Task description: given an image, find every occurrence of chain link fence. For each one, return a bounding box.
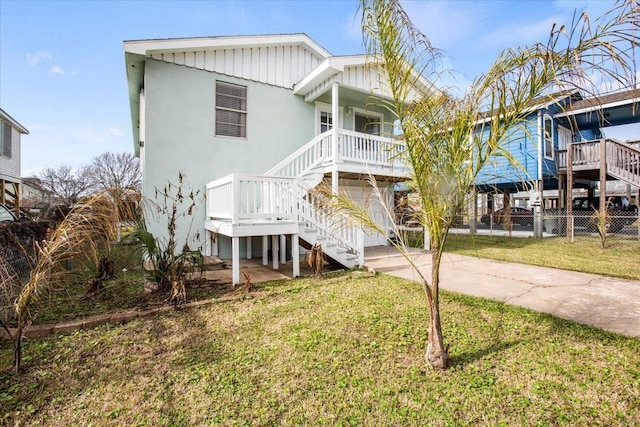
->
[452,209,640,243]
[1,222,50,326]
[541,209,640,241]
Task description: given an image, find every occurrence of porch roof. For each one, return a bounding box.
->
[554,88,640,130]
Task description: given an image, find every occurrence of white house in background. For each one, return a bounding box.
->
[0,108,29,215]
[124,33,433,284]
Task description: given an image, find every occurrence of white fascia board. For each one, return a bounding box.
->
[0,108,29,134]
[554,96,640,118]
[124,33,331,59]
[293,59,344,95]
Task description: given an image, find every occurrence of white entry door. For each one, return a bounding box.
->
[558,126,572,151]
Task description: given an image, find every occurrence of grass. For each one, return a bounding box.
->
[443,234,640,281]
[1,272,639,426]
[26,244,148,325]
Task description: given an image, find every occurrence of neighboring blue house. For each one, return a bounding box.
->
[474,89,639,217]
[124,34,432,283]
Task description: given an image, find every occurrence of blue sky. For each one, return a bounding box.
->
[1,0,636,176]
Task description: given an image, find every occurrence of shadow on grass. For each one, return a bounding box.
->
[448,339,524,368]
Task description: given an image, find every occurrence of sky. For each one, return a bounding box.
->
[1,0,637,177]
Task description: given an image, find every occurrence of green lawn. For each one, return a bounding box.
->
[2,272,639,426]
[443,234,640,281]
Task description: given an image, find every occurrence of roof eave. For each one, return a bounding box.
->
[0,108,29,134]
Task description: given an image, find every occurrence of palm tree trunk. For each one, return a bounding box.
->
[425,246,449,369]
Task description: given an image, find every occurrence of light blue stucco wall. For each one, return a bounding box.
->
[142,60,316,252]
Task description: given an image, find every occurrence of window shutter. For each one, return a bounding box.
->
[1,120,12,158]
[215,82,247,138]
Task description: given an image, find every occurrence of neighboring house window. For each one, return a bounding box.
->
[543,115,554,159]
[1,120,12,158]
[320,111,333,133]
[215,81,247,138]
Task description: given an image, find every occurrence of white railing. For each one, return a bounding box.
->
[206,173,298,224]
[266,129,409,178]
[298,193,363,255]
[206,173,364,258]
[340,129,407,171]
[265,130,333,177]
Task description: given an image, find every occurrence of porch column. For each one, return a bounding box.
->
[271,234,279,270]
[207,232,218,257]
[232,236,240,286]
[567,143,574,239]
[280,234,287,264]
[332,82,340,194]
[469,187,477,235]
[246,237,252,259]
[292,234,300,278]
[599,140,607,214]
[262,235,269,266]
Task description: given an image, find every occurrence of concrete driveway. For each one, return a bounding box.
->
[364,246,640,339]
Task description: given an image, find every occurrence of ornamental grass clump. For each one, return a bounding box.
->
[9,191,121,372]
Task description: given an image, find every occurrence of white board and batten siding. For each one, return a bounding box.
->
[149,45,323,89]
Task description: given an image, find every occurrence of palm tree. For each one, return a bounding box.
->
[327,0,638,369]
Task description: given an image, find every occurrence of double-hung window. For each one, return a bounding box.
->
[543,115,554,159]
[215,81,247,138]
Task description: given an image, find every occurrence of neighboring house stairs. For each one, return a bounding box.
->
[559,138,640,187]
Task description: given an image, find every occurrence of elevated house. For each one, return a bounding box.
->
[472,89,639,229]
[125,33,639,284]
[124,34,433,284]
[0,108,29,216]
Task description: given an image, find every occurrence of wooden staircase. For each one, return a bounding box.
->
[561,138,640,187]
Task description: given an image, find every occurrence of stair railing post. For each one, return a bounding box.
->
[232,174,239,225]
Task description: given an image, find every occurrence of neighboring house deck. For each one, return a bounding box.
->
[0,108,29,215]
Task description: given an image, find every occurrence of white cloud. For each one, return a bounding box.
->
[50,66,67,75]
[109,128,124,138]
[27,51,52,66]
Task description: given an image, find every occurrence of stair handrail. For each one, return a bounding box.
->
[297,189,363,257]
[265,130,333,177]
[605,138,640,185]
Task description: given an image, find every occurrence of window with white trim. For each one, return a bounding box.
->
[320,111,333,133]
[215,81,247,138]
[543,115,554,159]
[1,120,12,158]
